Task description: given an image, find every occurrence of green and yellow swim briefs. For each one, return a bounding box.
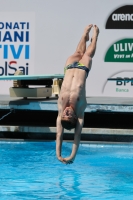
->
[64,62,89,77]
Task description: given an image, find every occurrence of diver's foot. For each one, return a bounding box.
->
[83,24,93,41]
[91,25,99,42]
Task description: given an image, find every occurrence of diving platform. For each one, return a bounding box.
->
[0,95,133,113]
[0,73,133,113]
[0,74,133,142]
[0,95,133,142]
[0,73,64,98]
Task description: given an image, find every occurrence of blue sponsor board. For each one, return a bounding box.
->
[0,22,31,76]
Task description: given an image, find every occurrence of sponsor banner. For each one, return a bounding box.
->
[0,12,35,94]
[105,5,133,29]
[104,39,133,62]
[0,2,132,98]
[103,4,133,97]
[102,71,133,97]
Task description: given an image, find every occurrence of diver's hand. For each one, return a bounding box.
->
[57,156,66,164]
[63,156,75,164]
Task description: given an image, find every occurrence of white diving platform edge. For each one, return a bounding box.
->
[0,74,64,80]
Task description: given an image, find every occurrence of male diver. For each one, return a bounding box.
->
[56,25,99,164]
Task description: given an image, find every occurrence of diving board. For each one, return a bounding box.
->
[0,72,64,98]
[0,74,64,80]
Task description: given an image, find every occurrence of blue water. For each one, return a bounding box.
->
[0,141,133,200]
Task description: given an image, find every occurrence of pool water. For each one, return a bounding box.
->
[0,141,133,200]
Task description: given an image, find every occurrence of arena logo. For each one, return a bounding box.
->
[104,39,133,62]
[102,71,133,95]
[105,5,133,29]
[0,61,29,76]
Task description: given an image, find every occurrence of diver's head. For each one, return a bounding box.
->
[61,106,77,130]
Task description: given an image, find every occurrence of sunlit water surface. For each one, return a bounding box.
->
[0,141,133,200]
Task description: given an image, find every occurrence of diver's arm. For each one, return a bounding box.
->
[71,117,84,159]
[56,115,65,162]
[63,116,84,164]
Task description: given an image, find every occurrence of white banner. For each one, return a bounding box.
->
[0,1,133,97]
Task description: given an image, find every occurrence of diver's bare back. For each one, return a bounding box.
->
[58,68,87,117]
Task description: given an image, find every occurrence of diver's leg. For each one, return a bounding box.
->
[65,24,93,66]
[79,25,99,70]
